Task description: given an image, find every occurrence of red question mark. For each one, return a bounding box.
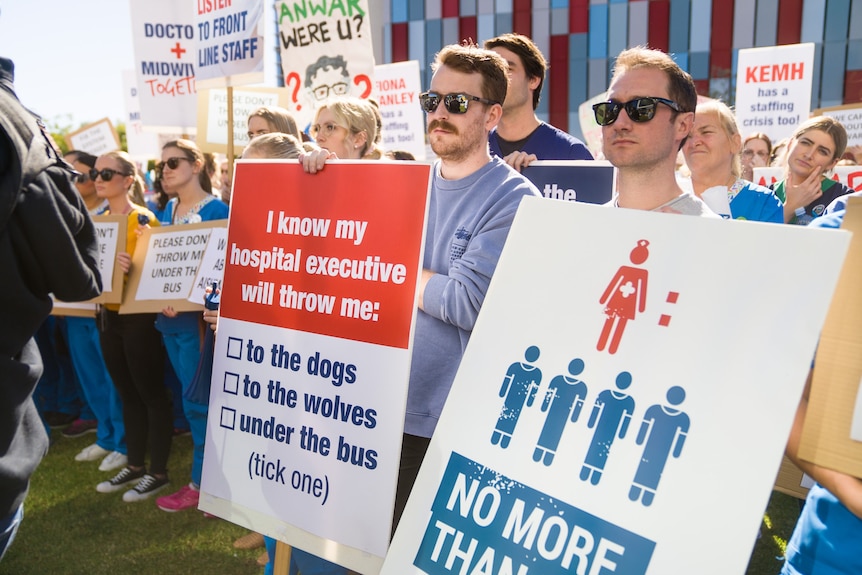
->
[353,74,372,98]
[286,71,302,111]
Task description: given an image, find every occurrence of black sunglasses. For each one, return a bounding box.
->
[419,92,499,114]
[89,168,129,182]
[592,97,682,126]
[157,156,192,171]
[72,171,90,184]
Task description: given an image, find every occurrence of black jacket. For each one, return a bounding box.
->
[0,57,101,519]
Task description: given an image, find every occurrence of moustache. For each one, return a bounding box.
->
[428,120,458,134]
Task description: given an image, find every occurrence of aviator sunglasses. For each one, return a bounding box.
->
[89,168,130,182]
[592,96,682,126]
[157,156,193,171]
[419,92,499,114]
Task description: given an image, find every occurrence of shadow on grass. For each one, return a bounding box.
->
[1,431,263,575]
[745,490,803,575]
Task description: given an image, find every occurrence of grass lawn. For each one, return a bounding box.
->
[2,426,803,575]
[1,430,264,575]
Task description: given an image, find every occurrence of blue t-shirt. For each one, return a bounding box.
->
[729,180,783,223]
[489,122,593,161]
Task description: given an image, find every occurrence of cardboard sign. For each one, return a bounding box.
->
[275,0,376,129]
[521,160,616,204]
[735,43,815,143]
[799,196,862,478]
[381,198,848,575]
[65,119,121,156]
[372,61,425,160]
[196,86,293,153]
[578,92,607,159]
[814,103,862,148]
[188,226,228,305]
[199,160,431,574]
[52,215,127,314]
[121,220,228,314]
[774,456,813,500]
[194,0,265,89]
[753,166,862,193]
[130,0,199,131]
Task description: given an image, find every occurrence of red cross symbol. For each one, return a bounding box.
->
[170,42,186,59]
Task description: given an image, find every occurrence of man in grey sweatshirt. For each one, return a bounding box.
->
[393,43,541,532]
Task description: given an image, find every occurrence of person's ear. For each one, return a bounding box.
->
[730,132,742,155]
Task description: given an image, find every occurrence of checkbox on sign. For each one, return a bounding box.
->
[224,372,240,395]
[220,407,236,430]
[226,337,243,359]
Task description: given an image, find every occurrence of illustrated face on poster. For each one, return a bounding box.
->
[276,0,375,128]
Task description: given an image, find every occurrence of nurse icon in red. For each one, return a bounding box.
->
[597,239,649,354]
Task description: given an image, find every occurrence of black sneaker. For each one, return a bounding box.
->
[96,466,146,493]
[122,474,170,502]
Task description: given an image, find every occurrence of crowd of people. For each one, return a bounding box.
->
[3,32,860,575]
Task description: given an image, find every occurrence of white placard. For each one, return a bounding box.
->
[735,43,815,143]
[66,119,120,156]
[130,0,199,131]
[93,219,121,296]
[382,198,849,575]
[205,88,281,146]
[372,61,425,160]
[194,0,265,89]
[187,226,227,304]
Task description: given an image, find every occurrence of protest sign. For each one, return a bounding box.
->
[799,196,862,477]
[814,103,862,148]
[199,160,431,573]
[735,43,815,143]
[381,197,848,575]
[521,160,615,204]
[121,220,228,314]
[130,0,199,131]
[52,215,126,315]
[275,0,375,129]
[196,87,293,153]
[194,0,264,89]
[754,166,862,193]
[65,119,121,157]
[122,70,171,161]
[372,61,425,160]
[188,226,228,305]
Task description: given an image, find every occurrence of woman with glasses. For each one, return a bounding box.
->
[153,139,229,514]
[770,116,853,225]
[740,132,772,183]
[309,97,380,160]
[91,151,174,503]
[682,100,783,222]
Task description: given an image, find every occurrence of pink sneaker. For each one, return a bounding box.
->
[156,483,199,512]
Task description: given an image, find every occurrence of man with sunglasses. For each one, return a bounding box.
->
[393,43,541,533]
[484,33,592,171]
[595,47,715,216]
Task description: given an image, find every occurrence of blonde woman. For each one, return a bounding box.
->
[682,100,783,222]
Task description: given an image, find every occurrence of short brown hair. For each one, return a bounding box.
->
[612,46,697,115]
[484,33,547,110]
[431,43,508,108]
[248,106,301,140]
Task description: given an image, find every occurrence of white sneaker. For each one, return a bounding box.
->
[75,443,110,462]
[98,451,128,472]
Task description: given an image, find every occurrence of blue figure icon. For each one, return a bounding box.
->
[629,386,690,507]
[533,358,588,466]
[491,346,542,449]
[580,371,636,485]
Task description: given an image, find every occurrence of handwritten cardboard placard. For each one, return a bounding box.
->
[799,196,862,478]
[121,219,228,314]
[65,118,121,156]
